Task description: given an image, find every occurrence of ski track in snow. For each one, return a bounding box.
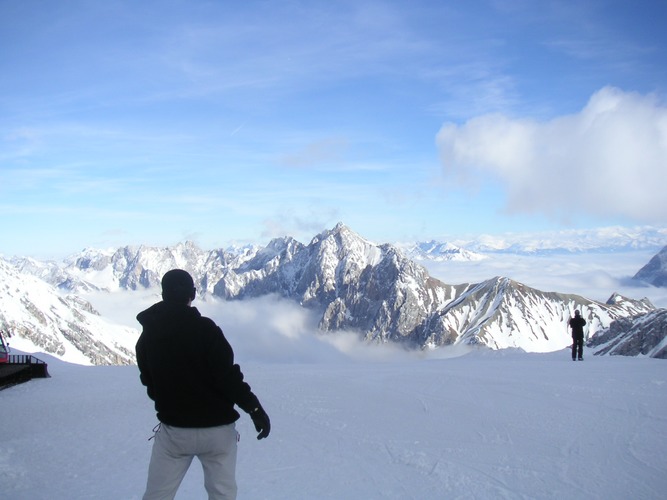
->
[0,351,666,499]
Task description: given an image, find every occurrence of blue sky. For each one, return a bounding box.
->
[2,0,666,258]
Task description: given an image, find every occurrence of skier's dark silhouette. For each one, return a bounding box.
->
[568,310,586,361]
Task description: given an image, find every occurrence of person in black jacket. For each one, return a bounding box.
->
[136,269,270,500]
[568,310,587,361]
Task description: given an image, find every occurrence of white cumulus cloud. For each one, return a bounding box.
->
[436,87,667,223]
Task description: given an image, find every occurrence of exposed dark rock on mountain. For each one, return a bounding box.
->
[588,309,667,359]
[633,245,667,287]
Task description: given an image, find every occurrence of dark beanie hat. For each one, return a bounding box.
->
[161,269,196,303]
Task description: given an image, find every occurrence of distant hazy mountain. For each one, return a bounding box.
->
[399,241,486,262]
[447,226,667,255]
[632,245,667,287]
[588,309,667,358]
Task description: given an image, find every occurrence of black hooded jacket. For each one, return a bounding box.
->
[568,315,586,340]
[136,301,260,427]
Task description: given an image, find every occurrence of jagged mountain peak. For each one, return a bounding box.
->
[239,236,304,273]
[178,240,201,250]
[605,292,653,308]
[311,222,371,247]
[265,235,301,253]
[313,224,382,262]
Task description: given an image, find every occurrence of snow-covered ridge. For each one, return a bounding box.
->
[0,259,137,365]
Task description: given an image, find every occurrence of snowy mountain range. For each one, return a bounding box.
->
[399,240,487,262]
[444,225,667,254]
[2,223,664,364]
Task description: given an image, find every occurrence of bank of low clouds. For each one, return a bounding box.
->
[86,290,420,364]
[201,295,447,364]
[424,249,667,307]
[437,87,667,224]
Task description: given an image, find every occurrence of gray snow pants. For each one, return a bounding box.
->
[143,423,239,500]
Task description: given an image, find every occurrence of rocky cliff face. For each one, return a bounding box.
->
[633,245,667,287]
[587,309,667,359]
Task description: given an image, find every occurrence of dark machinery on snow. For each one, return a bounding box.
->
[0,330,50,389]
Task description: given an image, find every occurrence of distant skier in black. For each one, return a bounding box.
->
[568,310,586,361]
[136,269,270,499]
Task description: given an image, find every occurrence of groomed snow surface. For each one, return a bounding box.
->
[1,349,665,499]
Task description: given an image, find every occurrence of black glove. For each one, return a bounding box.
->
[250,405,270,440]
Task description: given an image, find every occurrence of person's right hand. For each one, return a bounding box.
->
[250,405,271,440]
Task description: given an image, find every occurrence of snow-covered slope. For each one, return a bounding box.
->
[1,350,665,499]
[0,259,137,365]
